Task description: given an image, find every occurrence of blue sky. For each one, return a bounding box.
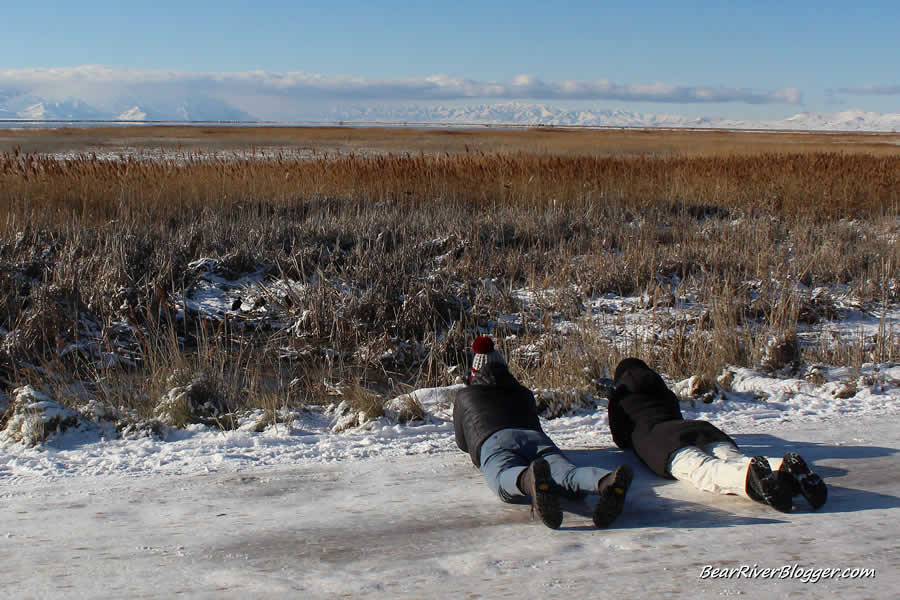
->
[2,0,899,119]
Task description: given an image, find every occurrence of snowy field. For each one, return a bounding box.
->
[2,365,899,599]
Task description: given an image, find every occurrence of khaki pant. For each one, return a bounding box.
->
[667,442,781,499]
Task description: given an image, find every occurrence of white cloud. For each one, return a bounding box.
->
[0,66,803,105]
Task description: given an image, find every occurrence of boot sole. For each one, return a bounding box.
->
[782,453,827,509]
[748,457,792,513]
[530,458,563,529]
[593,465,633,528]
[745,456,773,502]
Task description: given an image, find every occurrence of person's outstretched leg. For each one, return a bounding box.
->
[541,451,632,528]
[480,434,564,528]
[668,445,750,497]
[542,452,612,497]
[517,457,563,529]
[706,441,783,469]
[702,441,794,511]
[705,441,752,466]
[707,441,792,473]
[479,431,530,502]
[593,465,634,528]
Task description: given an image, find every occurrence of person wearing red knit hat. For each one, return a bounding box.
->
[453,335,633,530]
[468,335,509,383]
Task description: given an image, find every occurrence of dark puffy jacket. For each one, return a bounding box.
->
[608,358,734,478]
[453,365,544,467]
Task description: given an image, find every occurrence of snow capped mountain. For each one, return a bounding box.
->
[328,102,698,127]
[0,92,253,122]
[779,109,900,132]
[108,98,253,122]
[0,91,897,131]
[326,102,900,132]
[3,97,108,120]
[117,106,148,121]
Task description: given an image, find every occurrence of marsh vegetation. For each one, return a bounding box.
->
[1,126,897,432]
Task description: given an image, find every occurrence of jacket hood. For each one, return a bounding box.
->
[614,358,652,383]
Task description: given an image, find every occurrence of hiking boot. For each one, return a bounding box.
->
[746,456,792,513]
[780,452,827,509]
[745,456,771,501]
[519,458,563,529]
[593,465,633,528]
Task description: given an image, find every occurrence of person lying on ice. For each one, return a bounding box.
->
[453,335,633,530]
[607,358,827,512]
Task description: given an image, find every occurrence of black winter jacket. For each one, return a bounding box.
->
[453,365,544,467]
[608,358,735,477]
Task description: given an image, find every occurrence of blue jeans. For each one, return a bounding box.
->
[479,428,611,502]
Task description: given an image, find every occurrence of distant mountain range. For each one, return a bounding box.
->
[1,93,898,132]
[0,94,253,122]
[326,103,900,132]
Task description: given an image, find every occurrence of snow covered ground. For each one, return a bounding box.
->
[1,248,898,598]
[2,366,898,598]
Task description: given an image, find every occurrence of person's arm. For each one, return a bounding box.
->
[453,398,468,453]
[608,390,635,449]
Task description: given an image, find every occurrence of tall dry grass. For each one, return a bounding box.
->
[1,145,898,425]
[3,151,898,226]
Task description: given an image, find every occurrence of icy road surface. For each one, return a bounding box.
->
[2,417,897,599]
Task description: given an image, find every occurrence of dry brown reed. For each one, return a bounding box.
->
[1,134,898,425]
[2,151,898,227]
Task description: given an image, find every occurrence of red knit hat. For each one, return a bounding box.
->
[471,335,507,382]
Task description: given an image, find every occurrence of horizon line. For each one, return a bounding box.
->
[1,118,898,136]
